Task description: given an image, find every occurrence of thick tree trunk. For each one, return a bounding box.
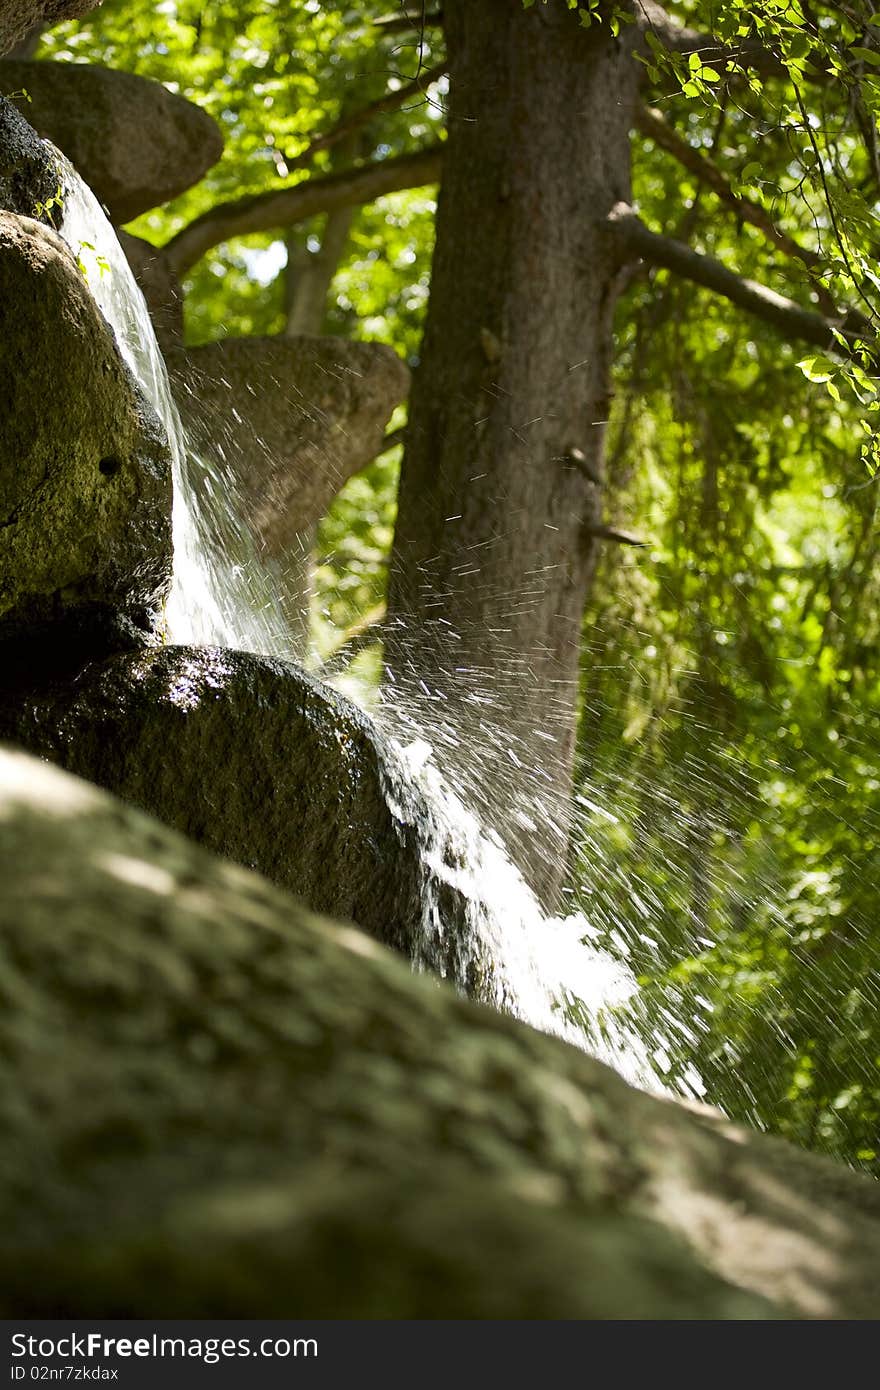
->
[385,0,638,906]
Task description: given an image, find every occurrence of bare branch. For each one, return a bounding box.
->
[379,425,408,453]
[164,146,444,276]
[607,202,865,355]
[374,10,443,34]
[281,61,446,173]
[583,521,649,547]
[319,603,387,678]
[285,202,355,336]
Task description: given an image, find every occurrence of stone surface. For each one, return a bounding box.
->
[0,59,223,223]
[0,0,101,56]
[0,90,58,220]
[0,213,172,647]
[0,646,427,957]
[169,335,409,543]
[2,743,880,1318]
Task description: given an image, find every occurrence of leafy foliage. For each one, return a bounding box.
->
[572,3,880,1166]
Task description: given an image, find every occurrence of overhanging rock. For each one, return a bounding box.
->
[0,58,223,223]
[0,0,102,56]
[169,335,409,545]
[119,230,183,351]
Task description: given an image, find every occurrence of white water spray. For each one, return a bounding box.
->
[380,734,669,1089]
[57,161,686,1095]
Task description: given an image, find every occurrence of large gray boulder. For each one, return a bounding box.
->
[0,212,171,653]
[0,0,101,56]
[169,335,409,544]
[2,743,880,1318]
[0,59,223,223]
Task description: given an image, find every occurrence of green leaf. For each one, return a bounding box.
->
[797,355,836,384]
[849,45,880,66]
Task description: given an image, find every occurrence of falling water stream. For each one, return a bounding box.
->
[60,162,293,658]
[58,161,693,1096]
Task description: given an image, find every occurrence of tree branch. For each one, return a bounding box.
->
[163,146,444,276]
[379,425,407,453]
[635,103,830,293]
[607,202,866,355]
[319,602,387,677]
[582,521,648,547]
[374,10,443,34]
[285,202,355,336]
[281,61,446,173]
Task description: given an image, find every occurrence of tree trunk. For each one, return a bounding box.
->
[279,148,357,635]
[385,0,638,906]
[284,204,355,337]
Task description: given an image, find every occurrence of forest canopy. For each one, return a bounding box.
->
[26,0,880,1171]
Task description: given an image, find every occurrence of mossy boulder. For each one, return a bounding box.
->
[2,744,880,1317]
[0,90,58,221]
[0,211,172,650]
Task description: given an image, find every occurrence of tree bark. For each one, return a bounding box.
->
[384,0,638,907]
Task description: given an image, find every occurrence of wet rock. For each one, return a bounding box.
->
[0,211,172,650]
[3,744,880,1317]
[0,90,59,221]
[0,59,223,223]
[0,0,101,56]
[0,647,515,998]
[0,646,426,955]
[169,335,409,543]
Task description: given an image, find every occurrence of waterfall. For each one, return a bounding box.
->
[58,160,292,659]
[57,160,691,1097]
